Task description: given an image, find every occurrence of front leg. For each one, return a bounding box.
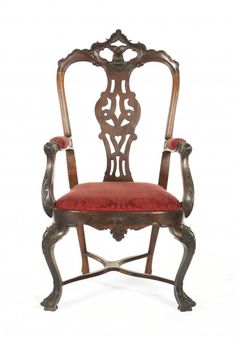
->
[169,224,196,311]
[41,224,69,311]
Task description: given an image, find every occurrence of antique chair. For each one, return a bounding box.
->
[41,30,196,312]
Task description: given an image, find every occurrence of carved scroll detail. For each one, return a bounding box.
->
[42,142,61,217]
[169,224,196,311]
[58,29,179,73]
[41,224,69,311]
[57,30,180,182]
[91,29,147,71]
[110,226,128,242]
[176,142,194,217]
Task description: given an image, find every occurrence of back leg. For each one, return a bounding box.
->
[41,224,69,311]
[169,224,196,311]
[76,224,90,274]
[145,223,160,274]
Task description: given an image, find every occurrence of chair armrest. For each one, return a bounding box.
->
[50,136,71,150]
[165,138,186,151]
[165,138,194,217]
[42,136,72,217]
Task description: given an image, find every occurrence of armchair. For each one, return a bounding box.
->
[41,30,196,312]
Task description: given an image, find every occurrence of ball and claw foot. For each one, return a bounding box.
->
[40,291,60,311]
[177,290,196,312]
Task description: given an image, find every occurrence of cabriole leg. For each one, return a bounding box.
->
[76,224,90,274]
[41,224,69,311]
[169,224,196,312]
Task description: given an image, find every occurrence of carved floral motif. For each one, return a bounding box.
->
[110,226,128,241]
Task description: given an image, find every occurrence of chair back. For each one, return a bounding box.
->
[57,30,179,188]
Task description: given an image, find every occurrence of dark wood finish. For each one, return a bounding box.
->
[41,30,196,312]
[62,251,174,286]
[169,224,196,311]
[145,224,160,274]
[165,140,194,217]
[42,142,59,217]
[76,224,90,274]
[41,224,69,311]
[178,142,194,217]
[57,29,179,184]
[53,208,184,233]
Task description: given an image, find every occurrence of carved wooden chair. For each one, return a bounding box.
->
[41,30,196,312]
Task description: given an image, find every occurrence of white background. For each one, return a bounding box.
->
[0,0,236,340]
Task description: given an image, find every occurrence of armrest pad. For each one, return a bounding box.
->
[165,138,186,151]
[50,136,71,150]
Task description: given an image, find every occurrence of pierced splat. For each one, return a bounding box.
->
[95,75,140,181]
[57,29,180,186]
[91,30,148,181]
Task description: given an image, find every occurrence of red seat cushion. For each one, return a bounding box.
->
[55,182,181,212]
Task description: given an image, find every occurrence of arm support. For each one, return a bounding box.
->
[165,138,194,217]
[42,136,71,217]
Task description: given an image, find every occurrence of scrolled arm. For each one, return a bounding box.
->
[165,138,194,217]
[42,136,72,217]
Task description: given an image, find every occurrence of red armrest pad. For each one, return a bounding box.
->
[50,136,70,150]
[166,138,186,151]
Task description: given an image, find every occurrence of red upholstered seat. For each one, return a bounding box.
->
[56,182,181,212]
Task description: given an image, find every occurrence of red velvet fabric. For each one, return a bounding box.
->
[56,182,181,212]
[166,138,185,151]
[50,136,70,150]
